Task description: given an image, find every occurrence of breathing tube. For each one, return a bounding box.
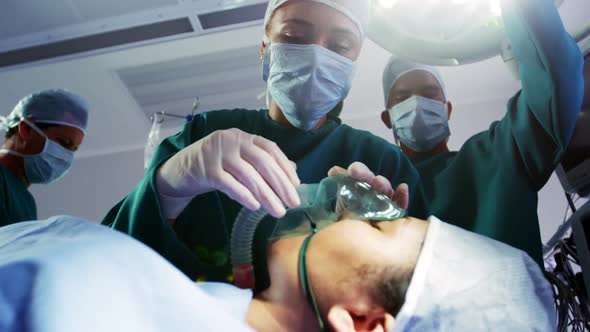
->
[230,184,317,289]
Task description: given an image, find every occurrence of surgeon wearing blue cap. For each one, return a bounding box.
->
[0,89,90,226]
[102,0,430,286]
[379,0,584,266]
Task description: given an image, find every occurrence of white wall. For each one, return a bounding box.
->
[29,148,145,223]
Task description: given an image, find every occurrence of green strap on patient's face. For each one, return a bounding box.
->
[298,228,327,331]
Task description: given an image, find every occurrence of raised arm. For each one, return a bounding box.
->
[496,0,584,188]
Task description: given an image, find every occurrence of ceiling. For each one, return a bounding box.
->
[0,0,588,159]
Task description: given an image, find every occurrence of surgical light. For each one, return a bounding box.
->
[368,0,566,66]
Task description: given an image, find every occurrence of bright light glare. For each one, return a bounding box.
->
[376,0,502,16]
[377,0,398,9]
[490,0,502,16]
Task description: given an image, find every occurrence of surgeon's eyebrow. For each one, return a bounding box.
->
[331,27,361,42]
[393,84,442,96]
[420,85,442,93]
[281,18,314,28]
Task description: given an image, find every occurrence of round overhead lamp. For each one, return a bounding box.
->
[368,0,566,66]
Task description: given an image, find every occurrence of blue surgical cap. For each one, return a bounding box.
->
[0,89,89,134]
[382,56,447,108]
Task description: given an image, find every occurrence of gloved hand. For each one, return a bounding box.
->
[328,162,409,209]
[156,128,301,220]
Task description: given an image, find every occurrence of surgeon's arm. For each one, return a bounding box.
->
[497,0,584,189]
[102,121,206,277]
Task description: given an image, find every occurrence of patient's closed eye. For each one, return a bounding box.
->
[368,220,381,230]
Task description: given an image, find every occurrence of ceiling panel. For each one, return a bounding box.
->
[72,0,180,21]
[118,46,261,85]
[0,1,79,39]
[118,44,266,127]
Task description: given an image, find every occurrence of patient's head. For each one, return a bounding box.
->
[247,214,555,332]
[255,217,428,331]
[243,175,554,331]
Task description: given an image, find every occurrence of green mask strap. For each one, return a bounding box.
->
[298,228,327,331]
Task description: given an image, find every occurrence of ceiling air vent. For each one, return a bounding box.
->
[118,44,267,128]
[0,18,194,68]
[198,3,267,30]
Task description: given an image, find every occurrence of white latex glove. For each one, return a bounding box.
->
[156,128,301,220]
[328,162,409,209]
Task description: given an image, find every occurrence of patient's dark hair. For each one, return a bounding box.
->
[350,264,414,317]
[371,266,414,316]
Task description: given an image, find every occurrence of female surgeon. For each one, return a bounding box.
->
[0,89,89,227]
[102,0,430,284]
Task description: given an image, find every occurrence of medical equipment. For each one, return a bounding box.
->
[144,111,164,170]
[368,0,590,68]
[230,175,406,289]
[298,228,326,331]
[556,51,590,198]
[144,98,199,170]
[545,199,590,331]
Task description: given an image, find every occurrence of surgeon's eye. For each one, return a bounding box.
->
[56,138,76,151]
[329,42,352,55]
[281,31,308,44]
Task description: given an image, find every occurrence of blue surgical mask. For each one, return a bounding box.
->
[263,43,356,131]
[389,95,450,152]
[0,120,74,184]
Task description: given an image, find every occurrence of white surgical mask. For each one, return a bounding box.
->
[263,43,356,131]
[0,120,74,184]
[389,96,450,152]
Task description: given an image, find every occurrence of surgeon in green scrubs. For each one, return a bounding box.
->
[379,0,584,265]
[103,0,429,284]
[0,89,89,227]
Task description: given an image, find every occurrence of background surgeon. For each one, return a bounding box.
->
[0,89,89,227]
[379,0,584,265]
[103,0,429,284]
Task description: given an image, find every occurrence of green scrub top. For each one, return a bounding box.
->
[0,164,37,227]
[103,109,430,283]
[411,0,584,266]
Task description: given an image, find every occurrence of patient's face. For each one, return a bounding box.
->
[308,217,427,276]
[266,1,362,60]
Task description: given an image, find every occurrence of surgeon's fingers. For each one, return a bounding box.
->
[369,175,395,200]
[327,165,347,176]
[213,171,261,212]
[253,136,300,187]
[346,162,376,183]
[224,158,287,218]
[392,183,409,210]
[241,144,300,209]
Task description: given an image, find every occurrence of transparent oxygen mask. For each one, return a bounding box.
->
[269,175,406,240]
[230,175,406,289]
